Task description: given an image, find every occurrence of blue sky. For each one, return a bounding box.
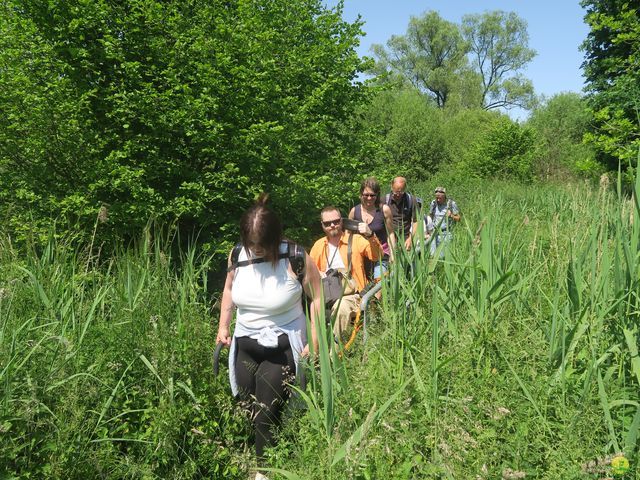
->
[325,1,590,115]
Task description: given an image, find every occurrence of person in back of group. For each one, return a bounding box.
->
[348,177,396,278]
[310,206,382,342]
[215,194,323,480]
[385,176,418,250]
[427,186,460,257]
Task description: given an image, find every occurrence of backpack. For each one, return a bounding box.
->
[228,240,306,285]
[384,192,423,215]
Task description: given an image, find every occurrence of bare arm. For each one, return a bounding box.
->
[216,256,235,346]
[302,253,322,355]
[348,207,355,220]
[382,204,396,262]
[409,220,418,249]
[362,231,383,261]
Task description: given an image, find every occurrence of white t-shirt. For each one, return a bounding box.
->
[231,243,303,329]
[326,243,345,270]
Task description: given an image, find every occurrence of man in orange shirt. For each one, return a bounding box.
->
[309,206,382,341]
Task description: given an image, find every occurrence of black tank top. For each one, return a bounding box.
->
[354,204,388,252]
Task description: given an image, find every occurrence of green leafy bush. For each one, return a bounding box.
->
[527,92,599,180]
[440,107,502,167]
[358,88,451,179]
[462,118,537,181]
[0,0,370,254]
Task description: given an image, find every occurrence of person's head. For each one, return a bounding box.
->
[239,193,282,265]
[434,186,447,204]
[391,176,407,201]
[360,177,381,207]
[320,206,343,240]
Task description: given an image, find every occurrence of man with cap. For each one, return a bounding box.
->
[427,187,460,257]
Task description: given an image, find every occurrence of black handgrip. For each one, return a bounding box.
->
[213,342,224,376]
[342,218,360,232]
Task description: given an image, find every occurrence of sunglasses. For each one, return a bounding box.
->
[361,193,377,198]
[322,219,341,227]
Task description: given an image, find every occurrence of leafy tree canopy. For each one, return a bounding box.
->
[0,0,371,252]
[369,11,468,108]
[581,0,640,173]
[358,88,450,179]
[370,10,536,111]
[461,11,536,110]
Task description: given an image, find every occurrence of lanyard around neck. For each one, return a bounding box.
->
[325,235,353,271]
[326,242,340,268]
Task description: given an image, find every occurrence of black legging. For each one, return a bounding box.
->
[234,334,296,460]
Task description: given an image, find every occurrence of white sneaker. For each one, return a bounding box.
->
[255,473,270,480]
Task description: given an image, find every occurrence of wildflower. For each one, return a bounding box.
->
[611,455,629,476]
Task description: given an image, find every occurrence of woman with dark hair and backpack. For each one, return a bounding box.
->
[215,193,322,480]
[348,177,396,279]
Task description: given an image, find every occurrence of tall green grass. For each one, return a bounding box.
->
[2,172,640,479]
[0,229,249,479]
[272,174,640,479]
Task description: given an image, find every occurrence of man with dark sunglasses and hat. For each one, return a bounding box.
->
[309,206,382,342]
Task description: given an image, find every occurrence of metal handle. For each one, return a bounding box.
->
[360,281,383,344]
[213,342,224,376]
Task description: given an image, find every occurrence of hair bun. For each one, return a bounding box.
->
[256,192,270,206]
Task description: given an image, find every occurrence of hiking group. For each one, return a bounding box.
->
[215,177,460,480]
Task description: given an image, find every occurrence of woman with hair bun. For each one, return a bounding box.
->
[216,193,322,480]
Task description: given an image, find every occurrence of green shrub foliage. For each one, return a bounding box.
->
[464,118,537,181]
[527,92,598,179]
[358,88,451,179]
[0,0,370,251]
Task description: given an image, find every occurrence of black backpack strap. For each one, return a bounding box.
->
[227,243,244,272]
[405,192,413,212]
[347,233,353,273]
[228,241,306,285]
[354,204,362,221]
[227,243,291,271]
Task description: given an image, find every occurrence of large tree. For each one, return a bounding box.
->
[581,0,640,172]
[461,11,536,110]
[0,0,370,250]
[370,11,468,108]
[371,10,535,112]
